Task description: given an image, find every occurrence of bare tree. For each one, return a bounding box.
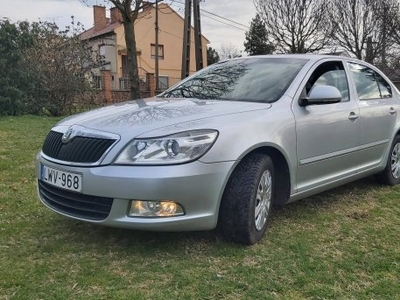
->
[328,0,400,63]
[219,43,242,61]
[162,62,249,99]
[254,0,331,53]
[108,0,144,101]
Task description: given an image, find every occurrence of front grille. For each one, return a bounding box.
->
[42,131,116,163]
[38,180,114,221]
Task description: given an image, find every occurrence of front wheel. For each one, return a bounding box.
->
[376,135,400,185]
[218,153,274,245]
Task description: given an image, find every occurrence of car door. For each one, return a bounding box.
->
[346,62,398,171]
[292,60,361,192]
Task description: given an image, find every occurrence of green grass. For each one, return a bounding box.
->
[1,115,400,299]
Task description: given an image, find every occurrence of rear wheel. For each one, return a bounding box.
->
[376,135,400,185]
[218,153,274,245]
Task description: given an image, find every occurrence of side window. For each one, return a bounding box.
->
[305,61,349,102]
[347,62,391,100]
[376,73,392,98]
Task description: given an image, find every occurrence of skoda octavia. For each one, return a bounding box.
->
[36,55,400,244]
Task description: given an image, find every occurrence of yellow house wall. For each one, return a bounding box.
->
[114,4,209,87]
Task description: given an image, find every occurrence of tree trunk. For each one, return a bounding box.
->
[122,16,141,100]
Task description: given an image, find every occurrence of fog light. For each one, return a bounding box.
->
[128,200,184,217]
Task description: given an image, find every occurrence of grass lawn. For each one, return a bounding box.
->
[1,115,400,300]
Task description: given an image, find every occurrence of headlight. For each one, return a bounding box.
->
[114,129,218,165]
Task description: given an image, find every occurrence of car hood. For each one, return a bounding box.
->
[56,98,272,137]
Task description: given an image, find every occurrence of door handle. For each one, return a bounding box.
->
[390,107,397,115]
[348,112,359,121]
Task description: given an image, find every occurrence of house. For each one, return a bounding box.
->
[80,3,209,102]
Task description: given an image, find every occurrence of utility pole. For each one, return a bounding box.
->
[181,0,192,79]
[181,0,203,79]
[366,36,374,64]
[381,3,387,66]
[193,0,203,71]
[155,0,160,92]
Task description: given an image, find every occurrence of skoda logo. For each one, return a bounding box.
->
[62,127,76,144]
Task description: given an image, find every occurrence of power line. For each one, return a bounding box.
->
[79,0,91,7]
[82,0,249,32]
[171,0,249,31]
[201,14,247,32]
[201,8,249,29]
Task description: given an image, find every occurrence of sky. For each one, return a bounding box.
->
[0,0,257,54]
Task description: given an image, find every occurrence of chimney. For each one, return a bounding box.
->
[110,7,122,24]
[93,5,107,32]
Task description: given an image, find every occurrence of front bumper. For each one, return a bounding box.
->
[36,155,235,231]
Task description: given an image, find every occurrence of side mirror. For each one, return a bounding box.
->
[299,85,342,107]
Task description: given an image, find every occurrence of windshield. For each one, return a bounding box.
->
[160,57,307,103]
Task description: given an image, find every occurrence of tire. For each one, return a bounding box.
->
[376,135,400,185]
[218,153,274,245]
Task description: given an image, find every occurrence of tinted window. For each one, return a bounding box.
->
[377,73,392,98]
[347,62,390,100]
[306,61,349,101]
[160,58,307,103]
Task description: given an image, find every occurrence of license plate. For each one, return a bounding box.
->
[41,164,82,193]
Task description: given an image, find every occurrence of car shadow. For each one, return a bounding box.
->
[44,216,224,255]
[42,176,387,252]
[272,175,381,214]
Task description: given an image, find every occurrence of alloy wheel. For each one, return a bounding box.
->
[254,170,272,231]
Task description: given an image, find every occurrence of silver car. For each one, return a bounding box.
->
[36,55,400,244]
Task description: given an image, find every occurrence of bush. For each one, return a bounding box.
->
[0,19,99,116]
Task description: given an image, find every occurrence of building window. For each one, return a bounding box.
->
[158,75,169,91]
[99,45,106,56]
[119,75,130,91]
[93,75,102,90]
[121,55,129,75]
[151,44,164,59]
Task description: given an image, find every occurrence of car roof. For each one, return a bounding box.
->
[230,54,355,63]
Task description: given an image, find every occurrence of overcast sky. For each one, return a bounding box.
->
[0,0,256,54]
